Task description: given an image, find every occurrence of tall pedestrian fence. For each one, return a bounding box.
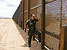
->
[12,0,67,50]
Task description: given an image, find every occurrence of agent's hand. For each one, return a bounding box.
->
[27,29,29,31]
[38,17,40,20]
[25,26,29,31]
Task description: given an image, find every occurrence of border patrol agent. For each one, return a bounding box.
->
[25,14,41,47]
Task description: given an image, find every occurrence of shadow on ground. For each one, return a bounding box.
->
[14,21,41,50]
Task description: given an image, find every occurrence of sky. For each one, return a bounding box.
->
[0,0,21,18]
[0,0,67,18]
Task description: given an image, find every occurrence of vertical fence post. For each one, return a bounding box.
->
[60,0,62,34]
[28,0,30,19]
[41,0,45,50]
[60,0,62,29]
[59,0,62,50]
[21,1,22,28]
[22,0,24,30]
[17,8,19,24]
[60,26,67,50]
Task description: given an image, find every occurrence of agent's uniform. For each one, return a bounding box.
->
[25,19,41,47]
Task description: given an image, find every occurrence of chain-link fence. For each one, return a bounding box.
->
[45,0,60,50]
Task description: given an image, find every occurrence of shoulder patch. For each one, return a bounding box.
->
[26,20,28,22]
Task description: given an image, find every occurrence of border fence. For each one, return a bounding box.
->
[12,0,67,50]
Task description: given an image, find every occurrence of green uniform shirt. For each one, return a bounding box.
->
[25,19,38,30]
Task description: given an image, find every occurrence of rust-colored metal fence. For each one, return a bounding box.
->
[12,0,67,50]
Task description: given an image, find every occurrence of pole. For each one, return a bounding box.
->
[21,1,22,28]
[28,0,30,19]
[60,0,62,31]
[22,0,24,30]
[59,0,62,50]
[41,0,45,50]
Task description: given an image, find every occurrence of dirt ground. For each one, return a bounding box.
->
[0,19,41,50]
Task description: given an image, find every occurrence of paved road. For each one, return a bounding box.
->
[0,19,41,50]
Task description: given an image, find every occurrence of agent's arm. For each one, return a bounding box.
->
[25,20,29,31]
[35,17,40,21]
